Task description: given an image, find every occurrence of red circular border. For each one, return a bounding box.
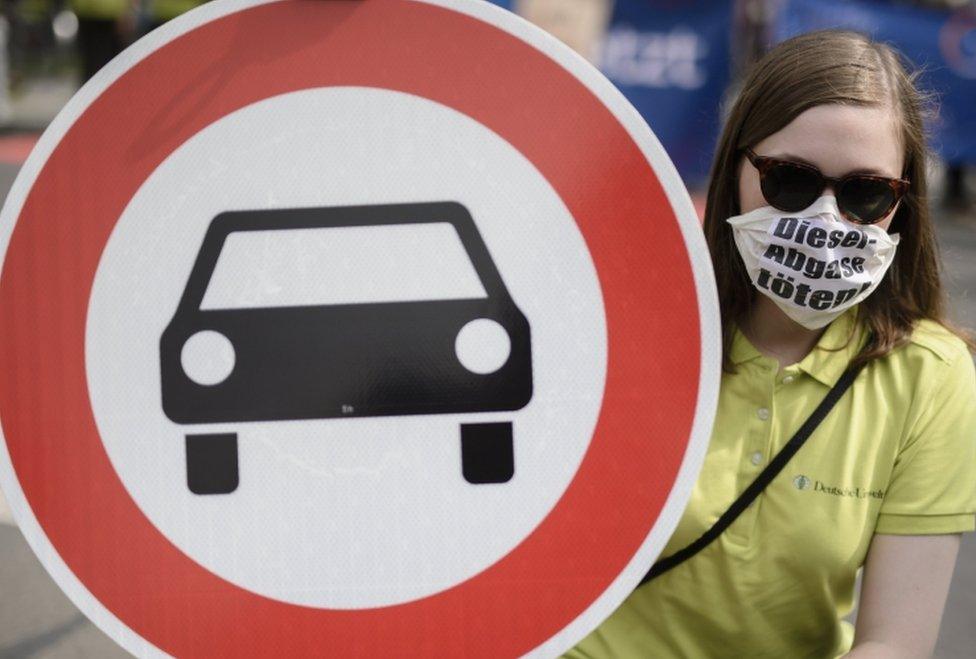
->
[0,1,701,656]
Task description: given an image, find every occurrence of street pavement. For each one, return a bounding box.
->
[0,133,975,655]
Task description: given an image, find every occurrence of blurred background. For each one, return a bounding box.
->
[0,0,974,656]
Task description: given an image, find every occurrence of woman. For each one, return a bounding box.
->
[567,30,976,658]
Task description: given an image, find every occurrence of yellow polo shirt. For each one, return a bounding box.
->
[567,308,976,658]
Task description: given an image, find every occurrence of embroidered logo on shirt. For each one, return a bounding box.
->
[813,481,885,499]
[793,474,884,499]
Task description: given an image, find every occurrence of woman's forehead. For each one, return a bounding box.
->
[753,104,904,179]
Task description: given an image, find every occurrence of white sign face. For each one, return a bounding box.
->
[88,86,606,609]
[0,1,719,657]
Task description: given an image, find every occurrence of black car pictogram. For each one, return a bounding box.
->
[161,202,532,494]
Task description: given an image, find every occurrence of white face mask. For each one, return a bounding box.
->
[727,196,900,329]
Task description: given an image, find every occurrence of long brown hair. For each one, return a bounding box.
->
[704,29,971,370]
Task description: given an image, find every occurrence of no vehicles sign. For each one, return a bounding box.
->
[0,0,719,656]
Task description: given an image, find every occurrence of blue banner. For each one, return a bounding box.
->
[488,0,733,187]
[774,0,976,165]
[600,0,732,185]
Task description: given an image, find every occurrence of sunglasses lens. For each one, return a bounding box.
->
[761,162,822,212]
[839,177,896,224]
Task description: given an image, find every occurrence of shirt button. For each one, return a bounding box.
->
[782,375,795,384]
[757,407,770,420]
[750,451,763,465]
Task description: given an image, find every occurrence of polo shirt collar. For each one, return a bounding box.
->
[796,307,866,387]
[731,307,866,387]
[730,325,763,366]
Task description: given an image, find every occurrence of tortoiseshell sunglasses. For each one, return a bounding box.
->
[744,148,909,225]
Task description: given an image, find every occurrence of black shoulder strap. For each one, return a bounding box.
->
[637,361,867,588]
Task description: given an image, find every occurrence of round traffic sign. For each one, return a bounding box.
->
[0,0,719,656]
